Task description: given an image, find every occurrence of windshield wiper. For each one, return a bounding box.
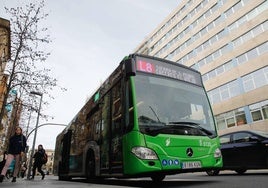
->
[168,121,214,136]
[138,115,165,126]
[142,121,215,137]
[144,125,179,136]
[149,106,161,123]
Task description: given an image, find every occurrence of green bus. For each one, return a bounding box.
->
[53,54,222,181]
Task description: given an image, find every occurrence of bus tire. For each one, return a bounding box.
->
[59,175,71,181]
[151,174,165,182]
[206,169,220,176]
[235,169,247,175]
[86,151,95,181]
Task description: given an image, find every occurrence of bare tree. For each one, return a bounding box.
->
[0,0,66,132]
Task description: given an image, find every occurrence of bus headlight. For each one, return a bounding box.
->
[131,147,158,160]
[214,148,222,158]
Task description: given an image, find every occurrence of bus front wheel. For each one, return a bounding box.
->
[59,175,71,181]
[235,169,247,175]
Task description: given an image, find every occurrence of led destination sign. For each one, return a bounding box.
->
[136,57,202,86]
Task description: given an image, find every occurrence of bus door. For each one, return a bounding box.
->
[99,82,123,175]
[60,130,72,174]
[110,82,123,174]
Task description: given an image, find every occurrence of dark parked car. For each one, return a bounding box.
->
[206,130,268,176]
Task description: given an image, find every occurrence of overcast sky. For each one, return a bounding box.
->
[1,0,180,149]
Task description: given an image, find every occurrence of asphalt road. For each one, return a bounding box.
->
[1,170,267,188]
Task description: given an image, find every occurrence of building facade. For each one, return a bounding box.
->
[134,0,268,135]
[0,17,11,152]
[43,149,54,175]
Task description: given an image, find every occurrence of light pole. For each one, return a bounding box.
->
[27,91,43,180]
[25,106,33,139]
[26,123,67,141]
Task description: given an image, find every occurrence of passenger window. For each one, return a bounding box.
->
[220,135,231,144]
[233,132,251,143]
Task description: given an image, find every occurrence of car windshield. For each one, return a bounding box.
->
[134,73,216,137]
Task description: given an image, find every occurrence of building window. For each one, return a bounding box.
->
[237,53,247,64]
[202,60,234,82]
[249,100,268,122]
[232,22,267,48]
[247,48,258,60]
[208,80,240,105]
[251,110,263,121]
[227,1,267,34]
[235,108,247,126]
[242,75,255,92]
[216,65,224,75]
[263,104,268,119]
[258,42,268,55]
[225,6,234,18]
[220,85,229,100]
[215,115,226,130]
[226,115,235,128]
[209,88,221,104]
[207,70,216,80]
[242,66,268,92]
[215,107,247,130]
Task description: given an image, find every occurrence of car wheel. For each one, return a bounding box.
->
[235,169,247,175]
[206,169,220,176]
[151,174,165,182]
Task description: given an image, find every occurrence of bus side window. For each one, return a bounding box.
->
[87,106,102,143]
[94,117,102,143]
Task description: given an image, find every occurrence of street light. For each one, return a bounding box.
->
[26,123,67,141]
[27,91,43,180]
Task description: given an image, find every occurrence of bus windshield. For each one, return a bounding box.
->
[135,73,216,137]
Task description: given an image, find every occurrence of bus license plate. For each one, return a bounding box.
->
[182,161,201,169]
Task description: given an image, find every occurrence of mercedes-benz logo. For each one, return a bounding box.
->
[186,148,193,157]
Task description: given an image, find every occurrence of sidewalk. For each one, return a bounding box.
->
[0,175,58,188]
[0,175,99,188]
[0,175,118,188]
